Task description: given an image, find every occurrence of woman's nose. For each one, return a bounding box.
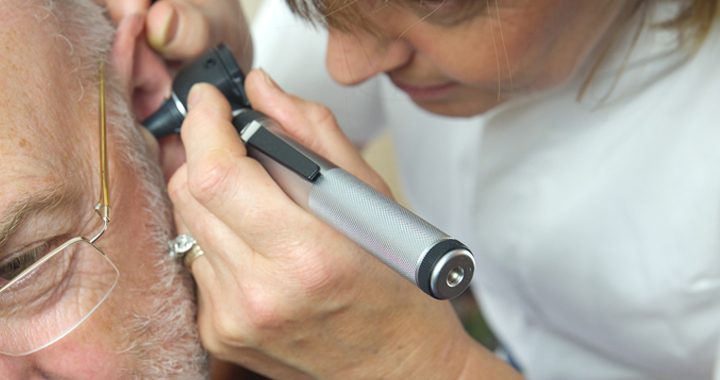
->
[326,29,413,86]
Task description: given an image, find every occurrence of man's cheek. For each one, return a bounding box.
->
[30,327,130,380]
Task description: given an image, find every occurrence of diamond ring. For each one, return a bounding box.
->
[168,233,206,268]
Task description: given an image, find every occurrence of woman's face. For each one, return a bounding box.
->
[325,0,632,116]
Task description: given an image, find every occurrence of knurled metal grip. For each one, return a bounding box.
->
[308,169,475,299]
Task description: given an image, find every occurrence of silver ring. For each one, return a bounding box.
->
[168,234,205,268]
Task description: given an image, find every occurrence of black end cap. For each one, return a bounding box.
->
[417,239,470,299]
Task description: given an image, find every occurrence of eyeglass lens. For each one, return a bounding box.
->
[0,238,119,356]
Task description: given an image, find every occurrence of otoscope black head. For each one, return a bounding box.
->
[143,44,251,137]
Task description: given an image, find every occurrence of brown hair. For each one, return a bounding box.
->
[286,0,718,103]
[286,0,720,37]
[285,0,718,44]
[661,0,718,46]
[285,0,488,32]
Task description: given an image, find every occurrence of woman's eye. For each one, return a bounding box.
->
[415,0,456,12]
[411,0,488,25]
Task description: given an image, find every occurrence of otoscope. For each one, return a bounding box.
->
[144,44,474,299]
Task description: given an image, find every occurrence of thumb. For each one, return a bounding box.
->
[146,0,211,60]
[145,0,252,70]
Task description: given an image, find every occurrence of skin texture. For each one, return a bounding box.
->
[96,0,254,183]
[324,0,633,116]
[167,76,521,379]
[99,0,635,379]
[97,0,252,69]
[0,4,204,379]
[104,4,504,379]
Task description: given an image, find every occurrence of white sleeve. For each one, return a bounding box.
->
[250,0,386,145]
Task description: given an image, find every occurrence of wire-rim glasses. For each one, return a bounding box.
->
[0,63,119,356]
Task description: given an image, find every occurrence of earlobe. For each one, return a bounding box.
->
[111,13,173,120]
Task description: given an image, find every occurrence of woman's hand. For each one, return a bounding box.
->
[98,0,252,70]
[166,70,485,379]
[98,0,253,181]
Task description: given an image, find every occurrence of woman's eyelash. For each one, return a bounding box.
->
[410,0,489,25]
[416,0,453,11]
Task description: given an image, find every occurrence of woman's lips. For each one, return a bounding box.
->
[389,77,458,101]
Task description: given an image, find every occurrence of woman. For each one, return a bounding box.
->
[108,0,720,378]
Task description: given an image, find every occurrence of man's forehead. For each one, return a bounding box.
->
[0,3,91,209]
[0,3,93,156]
[0,2,89,137]
[0,2,65,73]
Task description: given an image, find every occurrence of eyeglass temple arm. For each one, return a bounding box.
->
[92,62,110,243]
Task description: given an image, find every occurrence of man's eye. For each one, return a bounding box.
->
[0,242,51,284]
[0,237,76,316]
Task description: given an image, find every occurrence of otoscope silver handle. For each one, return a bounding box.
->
[233,111,475,299]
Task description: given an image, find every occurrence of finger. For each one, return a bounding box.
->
[245,69,391,194]
[171,184,210,271]
[169,164,256,279]
[145,0,253,69]
[181,83,244,158]
[243,69,351,159]
[180,84,311,254]
[171,201,209,272]
[146,0,209,59]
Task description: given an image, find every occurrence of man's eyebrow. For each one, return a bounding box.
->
[0,188,68,249]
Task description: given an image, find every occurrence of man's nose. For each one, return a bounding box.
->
[326,29,413,86]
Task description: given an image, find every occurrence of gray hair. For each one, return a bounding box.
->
[21,1,209,377]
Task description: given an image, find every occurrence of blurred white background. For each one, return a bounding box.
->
[238,0,406,203]
[241,0,262,19]
[239,0,486,351]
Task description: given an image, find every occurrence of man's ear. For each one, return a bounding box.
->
[111,14,173,120]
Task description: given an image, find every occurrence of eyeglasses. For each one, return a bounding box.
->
[0,64,119,356]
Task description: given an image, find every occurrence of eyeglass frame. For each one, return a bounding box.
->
[0,63,118,356]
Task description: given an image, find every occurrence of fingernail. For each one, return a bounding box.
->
[259,68,280,91]
[149,4,177,50]
[121,0,146,16]
[188,84,204,107]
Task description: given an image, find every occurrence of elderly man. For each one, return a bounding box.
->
[0,1,209,377]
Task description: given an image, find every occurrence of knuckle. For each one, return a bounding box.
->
[167,170,188,203]
[243,292,285,332]
[212,310,244,344]
[187,151,236,204]
[199,327,222,354]
[292,101,341,153]
[305,102,338,130]
[185,99,227,124]
[289,233,360,295]
[296,256,342,295]
[197,313,224,354]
